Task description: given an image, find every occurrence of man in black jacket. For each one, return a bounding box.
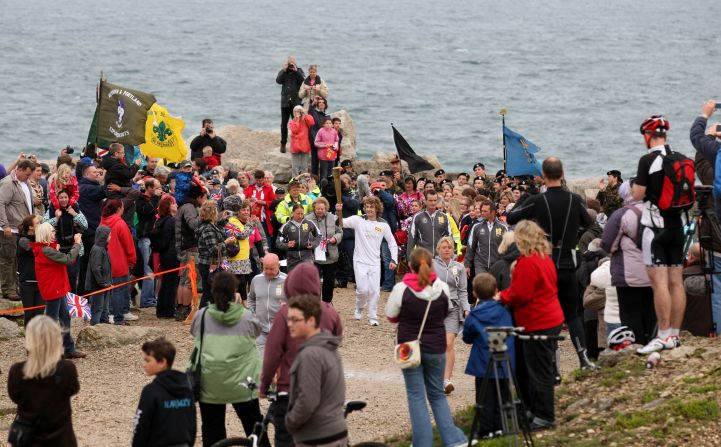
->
[189,118,227,161]
[276,56,305,153]
[76,164,107,296]
[102,143,141,227]
[507,157,597,370]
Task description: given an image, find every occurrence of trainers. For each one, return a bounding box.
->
[108,315,114,324]
[637,336,678,355]
[530,417,555,431]
[123,312,139,321]
[369,319,379,327]
[444,380,455,395]
[354,309,363,321]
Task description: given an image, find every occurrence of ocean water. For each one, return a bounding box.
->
[1,0,719,178]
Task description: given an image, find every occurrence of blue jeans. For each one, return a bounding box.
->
[44,297,76,354]
[712,254,721,335]
[89,291,110,325]
[111,275,129,324]
[380,240,395,291]
[401,352,466,447]
[138,238,156,307]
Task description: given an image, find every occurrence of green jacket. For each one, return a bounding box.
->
[189,303,261,404]
[275,193,314,225]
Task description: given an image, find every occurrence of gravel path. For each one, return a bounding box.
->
[0,288,577,446]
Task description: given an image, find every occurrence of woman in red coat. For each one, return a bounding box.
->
[498,219,564,431]
[31,222,86,359]
[99,199,137,325]
[288,105,315,177]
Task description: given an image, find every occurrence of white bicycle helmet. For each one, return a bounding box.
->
[608,326,636,351]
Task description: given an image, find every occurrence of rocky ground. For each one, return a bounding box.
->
[0,287,577,446]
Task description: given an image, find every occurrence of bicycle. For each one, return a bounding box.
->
[211,379,387,447]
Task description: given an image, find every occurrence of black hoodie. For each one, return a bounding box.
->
[85,225,112,291]
[488,242,521,292]
[131,369,196,447]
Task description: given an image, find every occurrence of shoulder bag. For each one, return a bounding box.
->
[394,299,433,369]
[186,308,207,401]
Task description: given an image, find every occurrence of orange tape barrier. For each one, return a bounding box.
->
[0,258,199,317]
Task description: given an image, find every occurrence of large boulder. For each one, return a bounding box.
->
[0,299,24,318]
[566,177,601,201]
[76,325,165,349]
[0,317,21,340]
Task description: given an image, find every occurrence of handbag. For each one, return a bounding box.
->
[394,298,433,369]
[186,308,207,402]
[208,248,228,285]
[7,416,34,447]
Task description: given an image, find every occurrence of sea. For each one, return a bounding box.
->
[1,0,720,178]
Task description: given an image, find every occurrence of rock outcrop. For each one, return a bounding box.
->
[76,325,165,349]
[0,299,24,318]
[0,317,21,340]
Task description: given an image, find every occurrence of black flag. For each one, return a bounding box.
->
[392,125,434,173]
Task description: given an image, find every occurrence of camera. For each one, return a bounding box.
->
[696,184,713,209]
[205,127,213,134]
[65,145,74,154]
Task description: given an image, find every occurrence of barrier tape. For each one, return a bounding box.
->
[0,258,200,320]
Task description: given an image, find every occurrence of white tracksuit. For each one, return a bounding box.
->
[344,215,398,322]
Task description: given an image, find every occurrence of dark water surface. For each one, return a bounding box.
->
[1,0,719,177]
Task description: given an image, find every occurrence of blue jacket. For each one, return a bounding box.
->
[690,115,721,216]
[77,177,107,238]
[462,300,514,378]
[377,189,398,232]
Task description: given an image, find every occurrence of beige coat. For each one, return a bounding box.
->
[0,173,34,231]
[298,78,329,111]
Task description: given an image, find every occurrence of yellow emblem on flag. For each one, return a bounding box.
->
[139,104,188,162]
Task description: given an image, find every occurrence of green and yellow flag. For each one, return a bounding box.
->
[94,81,157,145]
[139,104,188,162]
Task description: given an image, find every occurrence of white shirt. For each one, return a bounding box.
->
[344,215,398,266]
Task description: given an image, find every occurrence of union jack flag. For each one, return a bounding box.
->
[224,223,243,237]
[97,148,109,158]
[65,292,92,320]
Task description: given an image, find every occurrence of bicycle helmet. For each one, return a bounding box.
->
[607,325,636,351]
[640,115,670,148]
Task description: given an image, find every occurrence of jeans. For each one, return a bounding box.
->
[111,275,129,324]
[401,352,467,447]
[199,399,269,447]
[137,237,156,306]
[319,159,334,181]
[270,397,294,447]
[44,297,76,354]
[291,152,310,177]
[89,291,109,325]
[66,258,79,294]
[711,253,721,335]
[19,281,43,326]
[380,240,395,291]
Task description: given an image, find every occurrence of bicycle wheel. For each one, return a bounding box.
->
[210,437,254,447]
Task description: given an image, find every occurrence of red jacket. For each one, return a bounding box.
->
[31,241,80,300]
[288,114,315,154]
[100,213,136,277]
[499,252,564,332]
[244,183,276,235]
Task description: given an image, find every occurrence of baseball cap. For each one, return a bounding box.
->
[179,160,192,168]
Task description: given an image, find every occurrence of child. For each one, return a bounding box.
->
[132,337,196,447]
[202,145,221,170]
[313,117,339,180]
[49,164,79,211]
[462,273,514,438]
[85,225,112,325]
[332,117,343,165]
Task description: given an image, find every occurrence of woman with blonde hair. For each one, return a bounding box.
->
[49,163,79,211]
[196,200,235,308]
[386,247,466,447]
[489,230,520,291]
[433,236,469,395]
[298,64,329,111]
[8,316,80,446]
[498,220,564,430]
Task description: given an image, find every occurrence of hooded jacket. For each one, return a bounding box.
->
[462,300,514,378]
[31,241,81,300]
[600,202,651,288]
[260,263,343,395]
[286,332,347,444]
[489,243,521,291]
[386,273,451,354]
[248,270,288,334]
[433,256,470,313]
[85,225,112,291]
[289,114,315,154]
[99,213,136,278]
[131,369,197,447]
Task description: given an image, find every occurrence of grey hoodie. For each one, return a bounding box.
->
[85,225,112,291]
[433,256,470,313]
[286,331,347,444]
[247,271,288,334]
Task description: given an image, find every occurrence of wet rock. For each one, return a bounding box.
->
[0,317,21,340]
[76,325,164,349]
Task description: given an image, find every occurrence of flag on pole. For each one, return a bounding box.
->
[65,292,92,320]
[139,104,188,162]
[391,125,435,173]
[93,80,156,146]
[503,125,542,177]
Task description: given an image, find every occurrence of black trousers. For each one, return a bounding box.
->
[310,146,319,177]
[157,260,179,318]
[198,263,211,308]
[199,399,269,447]
[474,377,511,435]
[557,268,586,352]
[19,281,44,326]
[337,238,355,285]
[316,262,338,303]
[236,273,253,301]
[76,235,94,296]
[617,286,657,346]
[522,325,561,423]
[270,396,294,447]
[280,106,293,145]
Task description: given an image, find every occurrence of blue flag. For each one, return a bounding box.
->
[503,125,542,177]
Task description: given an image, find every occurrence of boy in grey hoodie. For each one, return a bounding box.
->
[85,225,112,325]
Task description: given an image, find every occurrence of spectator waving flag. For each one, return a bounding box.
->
[66,292,92,320]
[224,223,243,237]
[503,125,542,177]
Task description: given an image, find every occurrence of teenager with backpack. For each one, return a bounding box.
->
[632,115,694,354]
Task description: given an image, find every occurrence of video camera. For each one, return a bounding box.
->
[485,326,565,353]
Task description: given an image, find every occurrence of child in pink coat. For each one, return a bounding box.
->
[314,117,339,180]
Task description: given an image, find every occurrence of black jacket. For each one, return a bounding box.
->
[131,369,196,447]
[17,232,36,282]
[78,177,107,238]
[102,155,139,188]
[136,194,159,239]
[489,243,520,292]
[85,226,113,291]
[189,134,227,161]
[276,67,305,107]
[151,215,179,268]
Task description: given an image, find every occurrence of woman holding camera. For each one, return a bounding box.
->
[498,219,564,431]
[298,64,329,111]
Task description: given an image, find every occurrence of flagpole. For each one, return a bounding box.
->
[500,108,508,173]
[391,122,405,181]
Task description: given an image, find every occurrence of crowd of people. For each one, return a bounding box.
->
[4,57,721,445]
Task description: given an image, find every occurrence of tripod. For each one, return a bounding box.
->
[467,327,565,447]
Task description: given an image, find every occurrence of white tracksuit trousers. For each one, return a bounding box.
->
[354,261,381,322]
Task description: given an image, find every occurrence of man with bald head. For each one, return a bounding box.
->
[508,156,597,371]
[247,253,288,356]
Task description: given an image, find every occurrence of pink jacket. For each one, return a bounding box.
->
[314,127,339,161]
[49,176,79,210]
[289,115,315,154]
